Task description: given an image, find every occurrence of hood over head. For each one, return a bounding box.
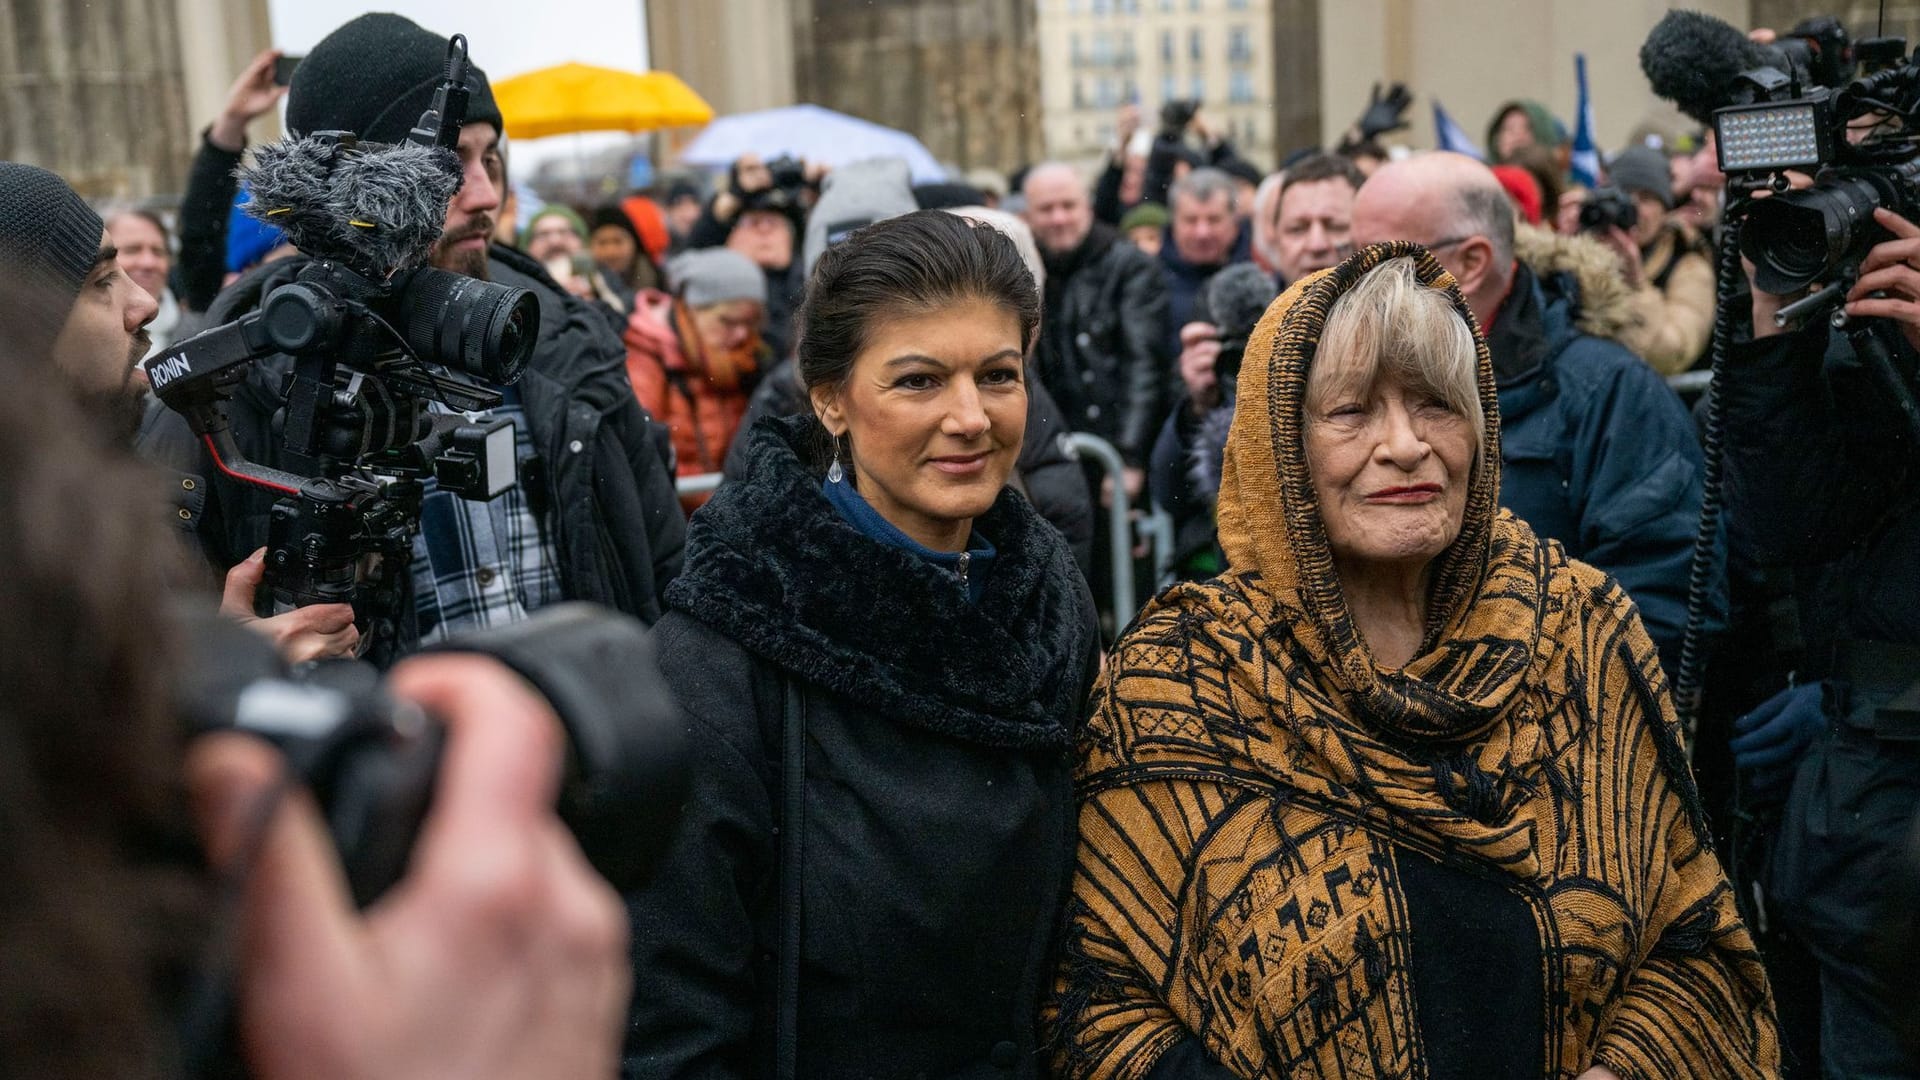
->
[1216,240,1547,739]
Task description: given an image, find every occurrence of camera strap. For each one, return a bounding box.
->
[776,677,807,1080]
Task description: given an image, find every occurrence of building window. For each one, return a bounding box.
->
[1092,0,1109,14]
[1190,73,1205,101]
[1229,69,1255,104]
[1160,30,1174,62]
[1098,76,1117,108]
[1093,30,1109,64]
[1188,28,1203,61]
[1070,32,1083,63]
[1074,79,1087,109]
[1227,25,1251,62]
[1189,0,1201,10]
[1228,0,1247,8]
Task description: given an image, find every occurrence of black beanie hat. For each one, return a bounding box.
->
[0,162,105,355]
[589,204,642,246]
[287,13,504,146]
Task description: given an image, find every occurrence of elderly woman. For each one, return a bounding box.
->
[1046,243,1778,1079]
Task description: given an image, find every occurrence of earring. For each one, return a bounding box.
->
[827,443,844,484]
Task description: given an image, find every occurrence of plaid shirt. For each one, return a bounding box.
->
[410,392,564,644]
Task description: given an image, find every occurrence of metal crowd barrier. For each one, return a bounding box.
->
[676,472,724,498]
[1666,370,1713,397]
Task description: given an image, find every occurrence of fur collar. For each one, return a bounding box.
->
[1513,224,1638,344]
[665,415,1092,750]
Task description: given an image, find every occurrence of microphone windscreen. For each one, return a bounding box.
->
[243,137,462,278]
[1641,10,1780,126]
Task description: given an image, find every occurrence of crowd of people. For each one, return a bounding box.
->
[1,7,1917,1079]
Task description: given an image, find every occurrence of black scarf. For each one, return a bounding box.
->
[665,415,1093,750]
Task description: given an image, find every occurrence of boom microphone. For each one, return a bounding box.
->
[1640,10,1782,126]
[242,136,464,281]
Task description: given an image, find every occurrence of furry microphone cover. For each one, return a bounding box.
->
[241,137,463,279]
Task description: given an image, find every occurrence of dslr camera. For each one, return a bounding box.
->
[1160,99,1201,140]
[1578,186,1641,234]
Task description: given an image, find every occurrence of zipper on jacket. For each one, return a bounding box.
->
[956,551,970,586]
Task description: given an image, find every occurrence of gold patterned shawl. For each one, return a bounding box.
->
[1046,243,1777,1078]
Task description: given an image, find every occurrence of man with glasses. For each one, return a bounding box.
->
[1352,152,1705,673]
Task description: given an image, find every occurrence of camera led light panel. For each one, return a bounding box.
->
[1716,103,1827,172]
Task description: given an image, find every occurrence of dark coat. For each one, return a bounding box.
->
[1491,235,1706,674]
[720,359,1096,578]
[136,244,687,648]
[1156,221,1252,360]
[1034,224,1172,467]
[622,415,1099,1080]
[1723,318,1920,656]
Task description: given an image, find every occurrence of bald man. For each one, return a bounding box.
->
[1023,162,1170,493]
[1352,152,1708,673]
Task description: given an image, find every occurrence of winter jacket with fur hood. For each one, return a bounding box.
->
[1493,227,1708,673]
[621,415,1099,1080]
[1616,222,1716,376]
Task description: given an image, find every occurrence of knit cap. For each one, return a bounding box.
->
[0,162,105,353]
[521,204,588,248]
[1607,146,1674,209]
[1119,202,1170,233]
[668,248,767,308]
[802,157,918,276]
[287,13,503,145]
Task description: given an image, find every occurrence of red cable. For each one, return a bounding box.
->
[201,433,302,496]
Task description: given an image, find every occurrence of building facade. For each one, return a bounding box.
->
[1035,0,1278,172]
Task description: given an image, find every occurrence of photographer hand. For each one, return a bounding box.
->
[1178,321,1223,411]
[210,49,288,154]
[188,653,630,1080]
[1356,82,1413,140]
[1730,682,1825,800]
[1115,103,1142,153]
[1600,226,1647,289]
[1844,207,1920,354]
[221,549,359,663]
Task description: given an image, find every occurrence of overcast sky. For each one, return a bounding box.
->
[267,0,652,174]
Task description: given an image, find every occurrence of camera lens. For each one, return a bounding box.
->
[1741,175,1883,295]
[396,267,541,385]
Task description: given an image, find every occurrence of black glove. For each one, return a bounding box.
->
[1356,82,1413,140]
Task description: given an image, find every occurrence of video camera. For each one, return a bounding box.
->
[1644,10,1920,319]
[143,34,537,661]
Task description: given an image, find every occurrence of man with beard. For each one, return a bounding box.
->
[0,161,359,662]
[138,14,685,662]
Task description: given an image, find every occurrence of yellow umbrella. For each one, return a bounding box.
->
[492,63,713,139]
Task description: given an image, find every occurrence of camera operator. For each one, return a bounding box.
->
[0,349,629,1079]
[1733,205,1920,1078]
[137,14,687,659]
[0,161,359,664]
[1588,147,1716,375]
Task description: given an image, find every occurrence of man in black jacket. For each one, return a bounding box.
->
[137,14,685,661]
[1729,210,1920,1077]
[1023,162,1171,502]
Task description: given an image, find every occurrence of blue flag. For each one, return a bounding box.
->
[1432,100,1485,161]
[1570,53,1601,187]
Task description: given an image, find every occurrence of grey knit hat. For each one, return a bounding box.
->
[1607,146,1674,209]
[802,157,918,276]
[0,162,105,355]
[667,248,767,308]
[287,13,503,146]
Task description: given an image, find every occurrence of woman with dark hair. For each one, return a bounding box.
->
[622,210,1100,1079]
[590,203,665,300]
